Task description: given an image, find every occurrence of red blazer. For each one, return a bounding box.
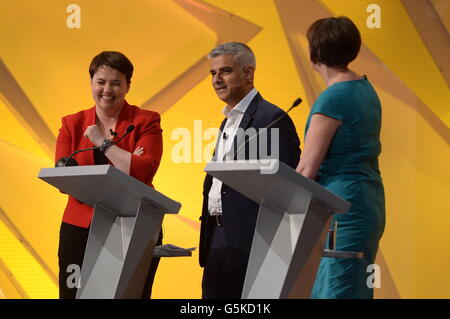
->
[55,101,163,228]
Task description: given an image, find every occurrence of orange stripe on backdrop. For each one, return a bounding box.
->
[0,258,29,299]
[141,0,262,114]
[0,207,58,298]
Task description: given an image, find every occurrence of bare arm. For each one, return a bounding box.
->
[104,145,132,175]
[295,114,342,179]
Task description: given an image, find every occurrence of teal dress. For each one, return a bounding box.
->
[307,77,386,299]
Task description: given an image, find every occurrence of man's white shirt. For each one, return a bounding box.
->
[207,88,258,216]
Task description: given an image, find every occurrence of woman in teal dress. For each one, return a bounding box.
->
[296,16,385,298]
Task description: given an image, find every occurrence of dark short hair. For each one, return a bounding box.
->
[89,51,134,83]
[307,16,361,68]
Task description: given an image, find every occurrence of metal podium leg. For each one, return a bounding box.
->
[242,198,309,299]
[281,200,332,298]
[77,201,163,299]
[115,200,163,298]
[77,204,134,299]
[242,198,332,299]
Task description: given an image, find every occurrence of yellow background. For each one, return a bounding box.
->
[0,0,449,299]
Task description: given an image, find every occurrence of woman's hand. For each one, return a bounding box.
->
[84,125,105,146]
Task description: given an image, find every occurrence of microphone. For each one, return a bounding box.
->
[264,98,302,129]
[226,97,302,160]
[108,125,135,150]
[55,124,136,167]
[214,81,248,95]
[109,129,118,137]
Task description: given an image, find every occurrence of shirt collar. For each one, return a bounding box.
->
[222,88,258,117]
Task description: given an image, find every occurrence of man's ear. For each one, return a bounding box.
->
[126,81,131,93]
[244,65,255,83]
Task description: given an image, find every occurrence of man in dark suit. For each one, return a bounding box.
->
[199,42,301,298]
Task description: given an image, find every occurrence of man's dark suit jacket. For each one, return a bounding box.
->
[199,93,301,267]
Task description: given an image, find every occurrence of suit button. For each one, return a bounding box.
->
[222,191,226,194]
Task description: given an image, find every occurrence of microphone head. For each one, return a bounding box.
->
[292,98,302,107]
[55,157,78,167]
[126,125,135,133]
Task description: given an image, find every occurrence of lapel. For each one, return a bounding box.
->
[238,93,260,131]
[229,93,261,159]
[211,117,227,161]
[113,101,133,149]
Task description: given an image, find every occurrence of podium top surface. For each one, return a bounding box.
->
[204,160,350,214]
[38,165,181,217]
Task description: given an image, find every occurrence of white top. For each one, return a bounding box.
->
[208,88,258,216]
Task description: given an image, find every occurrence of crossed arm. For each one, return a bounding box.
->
[56,113,162,184]
[84,125,143,175]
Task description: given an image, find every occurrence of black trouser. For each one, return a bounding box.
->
[58,222,162,299]
[202,221,248,299]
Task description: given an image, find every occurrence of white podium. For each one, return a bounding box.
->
[205,159,351,298]
[38,165,181,299]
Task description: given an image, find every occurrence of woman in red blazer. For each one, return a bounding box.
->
[55,51,163,299]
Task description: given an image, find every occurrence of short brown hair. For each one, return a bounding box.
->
[89,51,134,83]
[307,16,361,68]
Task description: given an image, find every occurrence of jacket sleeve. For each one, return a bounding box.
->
[55,116,72,164]
[129,112,163,185]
